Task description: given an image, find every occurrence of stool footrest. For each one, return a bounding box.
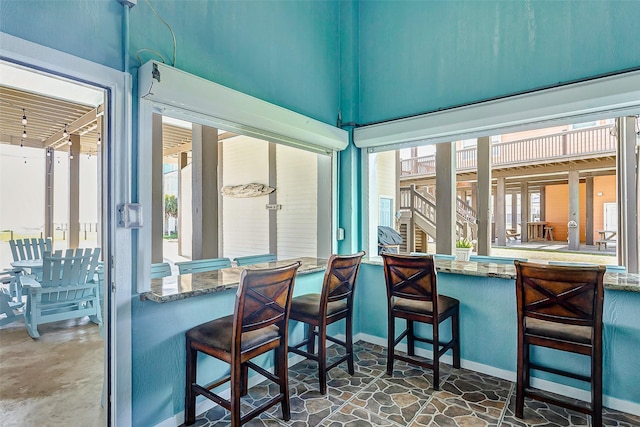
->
[524,387,593,415]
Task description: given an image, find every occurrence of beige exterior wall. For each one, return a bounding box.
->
[544,174,616,242]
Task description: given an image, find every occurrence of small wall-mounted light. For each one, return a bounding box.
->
[63,125,68,138]
[597,192,604,197]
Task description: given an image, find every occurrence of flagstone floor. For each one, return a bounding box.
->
[188,341,640,427]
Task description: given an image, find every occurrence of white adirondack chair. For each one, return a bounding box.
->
[20,248,102,338]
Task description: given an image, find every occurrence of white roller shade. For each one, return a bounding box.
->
[355,70,640,152]
[138,61,348,154]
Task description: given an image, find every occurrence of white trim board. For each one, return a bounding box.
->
[354,70,640,152]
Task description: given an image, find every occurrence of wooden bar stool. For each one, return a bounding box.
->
[288,252,365,394]
[184,261,301,426]
[514,261,605,427]
[381,253,460,390]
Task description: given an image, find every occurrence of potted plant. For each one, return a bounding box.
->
[455,237,475,261]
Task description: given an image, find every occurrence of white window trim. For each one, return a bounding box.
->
[0,32,133,426]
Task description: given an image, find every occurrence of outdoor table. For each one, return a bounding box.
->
[10,259,43,281]
[526,221,547,241]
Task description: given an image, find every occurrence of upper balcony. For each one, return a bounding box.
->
[400,125,618,185]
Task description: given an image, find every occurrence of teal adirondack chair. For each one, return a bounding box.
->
[0,270,24,326]
[151,262,173,278]
[469,255,528,264]
[410,252,457,261]
[9,237,52,262]
[233,254,277,266]
[20,248,101,338]
[548,261,626,273]
[175,258,232,274]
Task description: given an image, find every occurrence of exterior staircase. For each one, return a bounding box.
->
[398,184,477,252]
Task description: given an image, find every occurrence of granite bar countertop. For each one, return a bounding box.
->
[141,257,328,303]
[364,257,640,293]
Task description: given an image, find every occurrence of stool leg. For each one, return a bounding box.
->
[346,310,354,375]
[184,342,197,425]
[318,322,328,395]
[387,315,395,376]
[230,360,242,426]
[592,344,603,427]
[407,320,415,356]
[432,325,440,391]
[515,339,526,418]
[307,323,316,356]
[452,308,461,369]
[276,343,291,420]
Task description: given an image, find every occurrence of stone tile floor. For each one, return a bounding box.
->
[188,341,640,427]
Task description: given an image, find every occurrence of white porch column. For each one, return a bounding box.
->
[477,136,492,254]
[617,116,639,273]
[495,176,506,247]
[68,133,80,249]
[521,181,529,242]
[44,147,54,240]
[436,142,456,255]
[585,176,594,246]
[151,113,164,263]
[191,124,219,259]
[567,170,580,251]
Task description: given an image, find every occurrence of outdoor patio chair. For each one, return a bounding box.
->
[176,258,232,274]
[20,248,101,338]
[9,237,52,262]
[233,254,277,266]
[469,255,528,265]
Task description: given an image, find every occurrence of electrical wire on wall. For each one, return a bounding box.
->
[135,0,177,67]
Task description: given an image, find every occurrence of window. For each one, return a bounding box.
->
[379,197,393,227]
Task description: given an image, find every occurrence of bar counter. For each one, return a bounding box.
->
[141,257,329,303]
[132,256,640,425]
[141,256,640,303]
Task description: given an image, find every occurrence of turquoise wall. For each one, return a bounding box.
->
[128,0,342,125]
[0,0,123,70]
[357,0,640,124]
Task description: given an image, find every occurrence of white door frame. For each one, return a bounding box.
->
[1,32,133,425]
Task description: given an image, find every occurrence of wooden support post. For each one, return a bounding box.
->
[568,170,580,251]
[68,134,80,249]
[436,142,456,255]
[477,136,492,254]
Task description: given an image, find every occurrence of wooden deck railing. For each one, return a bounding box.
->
[401,125,616,177]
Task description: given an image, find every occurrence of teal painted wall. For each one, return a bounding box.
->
[357,0,640,124]
[128,0,341,125]
[0,0,123,70]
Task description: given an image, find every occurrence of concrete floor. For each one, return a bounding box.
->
[0,316,104,427]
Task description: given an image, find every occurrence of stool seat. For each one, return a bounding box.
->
[186,315,280,353]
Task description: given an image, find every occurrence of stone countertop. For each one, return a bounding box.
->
[140,257,328,303]
[364,257,640,293]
